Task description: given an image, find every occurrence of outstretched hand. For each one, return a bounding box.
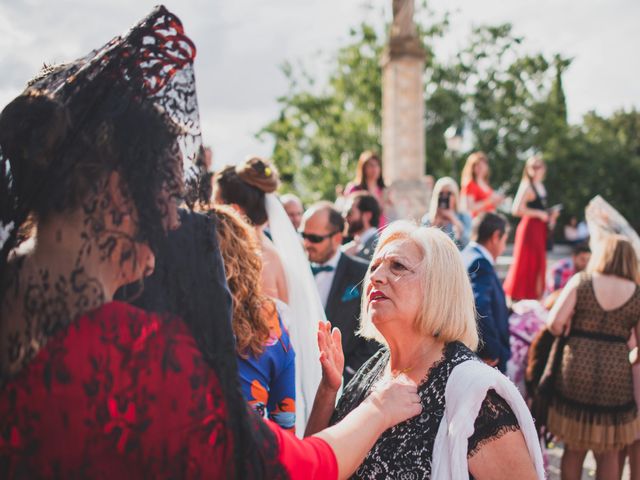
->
[318,321,344,392]
[366,374,422,430]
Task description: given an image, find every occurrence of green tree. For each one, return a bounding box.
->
[544,109,640,230]
[258,6,640,229]
[260,9,567,202]
[258,23,384,202]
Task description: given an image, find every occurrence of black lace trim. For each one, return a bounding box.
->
[468,389,521,457]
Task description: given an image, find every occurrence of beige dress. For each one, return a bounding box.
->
[548,273,640,452]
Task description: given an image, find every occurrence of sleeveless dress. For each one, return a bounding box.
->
[503,183,547,300]
[547,273,640,452]
[330,342,520,479]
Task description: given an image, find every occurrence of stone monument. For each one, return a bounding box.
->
[381,0,431,221]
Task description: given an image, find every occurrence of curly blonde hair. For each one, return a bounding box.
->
[207,204,274,358]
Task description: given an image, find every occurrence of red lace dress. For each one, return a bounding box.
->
[0,302,337,479]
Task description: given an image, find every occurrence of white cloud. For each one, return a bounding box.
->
[1,0,638,166]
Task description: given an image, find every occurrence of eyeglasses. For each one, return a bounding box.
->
[300,231,340,244]
[531,164,545,170]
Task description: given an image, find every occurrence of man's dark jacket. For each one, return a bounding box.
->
[461,243,511,372]
[325,252,380,384]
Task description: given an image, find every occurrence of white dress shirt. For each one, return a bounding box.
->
[313,249,342,308]
[469,241,495,266]
[358,227,378,248]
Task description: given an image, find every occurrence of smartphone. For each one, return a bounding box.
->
[438,192,451,210]
[549,203,563,213]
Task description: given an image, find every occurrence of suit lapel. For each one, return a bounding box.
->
[325,254,348,320]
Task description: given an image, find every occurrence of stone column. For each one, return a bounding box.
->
[381,0,431,222]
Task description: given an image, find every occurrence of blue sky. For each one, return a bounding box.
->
[1,0,638,169]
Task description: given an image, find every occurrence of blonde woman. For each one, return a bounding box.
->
[306,222,544,479]
[547,235,640,479]
[422,176,471,249]
[460,151,504,217]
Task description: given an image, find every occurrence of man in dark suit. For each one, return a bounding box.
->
[300,202,380,383]
[461,212,511,372]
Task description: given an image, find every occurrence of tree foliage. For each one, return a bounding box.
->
[258,5,640,228]
[258,24,383,201]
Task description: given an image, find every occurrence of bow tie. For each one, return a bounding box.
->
[311,265,335,276]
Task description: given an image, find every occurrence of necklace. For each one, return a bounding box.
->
[388,352,428,379]
[391,365,413,377]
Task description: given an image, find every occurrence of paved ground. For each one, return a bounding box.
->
[546,443,630,479]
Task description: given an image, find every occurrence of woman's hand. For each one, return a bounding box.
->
[318,321,344,392]
[490,191,505,206]
[304,321,343,437]
[365,374,422,430]
[438,208,456,222]
[548,209,560,228]
[537,210,549,222]
[312,376,421,478]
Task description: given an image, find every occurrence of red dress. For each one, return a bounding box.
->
[503,188,548,300]
[0,302,337,479]
[461,180,495,217]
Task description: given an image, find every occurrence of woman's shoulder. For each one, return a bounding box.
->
[444,341,478,366]
[264,304,295,357]
[75,301,203,365]
[344,182,363,195]
[83,300,188,334]
[461,179,475,195]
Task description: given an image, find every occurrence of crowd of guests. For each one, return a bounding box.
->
[0,6,637,480]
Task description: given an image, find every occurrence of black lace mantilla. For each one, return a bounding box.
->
[331,342,520,479]
[0,5,205,267]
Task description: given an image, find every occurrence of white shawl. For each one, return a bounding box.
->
[431,360,545,479]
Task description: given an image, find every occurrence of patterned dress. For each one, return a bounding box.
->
[330,342,520,479]
[238,309,296,430]
[548,273,640,452]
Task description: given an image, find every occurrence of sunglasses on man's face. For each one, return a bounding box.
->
[299,231,339,244]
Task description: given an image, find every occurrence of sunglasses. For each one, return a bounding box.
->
[300,231,340,244]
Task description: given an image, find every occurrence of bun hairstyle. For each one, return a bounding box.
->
[0,78,182,254]
[214,157,280,226]
[236,157,279,193]
[0,92,70,209]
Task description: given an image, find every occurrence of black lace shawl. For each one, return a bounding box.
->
[117,209,287,479]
